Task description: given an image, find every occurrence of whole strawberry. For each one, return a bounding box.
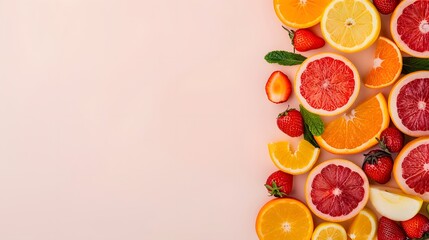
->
[265,170,293,198]
[378,127,404,153]
[283,26,325,52]
[378,217,407,240]
[362,149,393,184]
[373,0,399,14]
[277,109,304,137]
[401,213,429,239]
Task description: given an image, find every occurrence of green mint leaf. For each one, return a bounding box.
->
[264,51,306,66]
[402,57,429,74]
[299,105,324,136]
[303,123,319,148]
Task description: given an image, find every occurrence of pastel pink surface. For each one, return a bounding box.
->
[0,0,417,239]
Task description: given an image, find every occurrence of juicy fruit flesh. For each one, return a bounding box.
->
[300,57,355,111]
[402,143,429,194]
[397,78,429,131]
[348,208,377,240]
[312,222,347,240]
[274,0,332,28]
[311,164,365,217]
[397,1,429,53]
[325,0,375,48]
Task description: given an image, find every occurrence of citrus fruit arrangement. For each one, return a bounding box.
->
[257,0,429,239]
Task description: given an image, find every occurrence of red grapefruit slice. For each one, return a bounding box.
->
[388,71,429,137]
[394,137,429,201]
[305,159,369,222]
[295,53,360,116]
[391,0,429,58]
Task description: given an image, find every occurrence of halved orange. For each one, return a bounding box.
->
[273,0,331,28]
[314,93,390,154]
[256,198,314,240]
[364,37,402,88]
[268,139,320,175]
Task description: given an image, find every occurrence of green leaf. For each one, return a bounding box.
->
[299,105,324,136]
[264,51,306,66]
[303,123,319,148]
[402,57,429,74]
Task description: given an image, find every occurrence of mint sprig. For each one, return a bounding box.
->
[402,57,429,74]
[264,51,306,66]
[299,105,324,136]
[303,123,319,148]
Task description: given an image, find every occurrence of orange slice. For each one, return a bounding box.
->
[268,139,320,175]
[273,0,331,28]
[312,222,347,240]
[314,93,390,154]
[347,208,377,240]
[364,37,402,88]
[256,198,314,240]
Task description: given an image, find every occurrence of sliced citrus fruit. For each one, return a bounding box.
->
[320,0,381,53]
[391,0,429,58]
[388,71,429,137]
[268,139,320,175]
[312,222,347,240]
[256,198,314,240]
[393,136,429,201]
[305,159,369,222]
[294,53,360,116]
[314,93,390,154]
[273,0,331,29]
[364,37,402,88]
[347,208,377,240]
[369,185,423,221]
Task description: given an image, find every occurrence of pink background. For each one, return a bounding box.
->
[0,0,402,239]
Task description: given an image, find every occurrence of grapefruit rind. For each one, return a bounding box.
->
[321,0,381,53]
[393,136,429,201]
[255,198,314,240]
[305,159,369,222]
[390,0,429,58]
[364,37,403,89]
[388,71,429,137]
[369,185,423,221]
[294,52,360,116]
[314,93,390,154]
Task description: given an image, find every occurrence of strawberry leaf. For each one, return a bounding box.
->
[402,57,429,74]
[299,105,324,136]
[264,51,306,66]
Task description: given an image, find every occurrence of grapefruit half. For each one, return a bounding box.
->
[391,0,429,58]
[305,159,369,222]
[388,71,429,137]
[393,137,429,201]
[295,53,360,116]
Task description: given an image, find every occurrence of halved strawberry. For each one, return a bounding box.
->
[265,71,292,104]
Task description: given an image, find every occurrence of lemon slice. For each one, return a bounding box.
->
[348,208,377,240]
[321,0,381,53]
[369,185,423,221]
[312,222,347,240]
[268,139,320,175]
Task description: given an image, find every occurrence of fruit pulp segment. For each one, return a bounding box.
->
[299,57,355,111]
[348,209,376,240]
[321,96,383,149]
[397,1,429,52]
[397,78,429,131]
[325,0,374,48]
[317,227,345,240]
[311,164,365,217]
[366,38,401,86]
[259,202,312,239]
[274,0,330,26]
[402,143,429,194]
[270,140,315,169]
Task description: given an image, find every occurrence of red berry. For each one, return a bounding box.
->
[401,213,429,239]
[265,170,293,198]
[378,217,407,240]
[379,127,404,153]
[265,71,292,104]
[362,149,393,184]
[373,0,399,14]
[283,26,325,52]
[277,109,304,137]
